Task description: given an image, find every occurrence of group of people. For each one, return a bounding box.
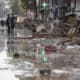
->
[6,14,15,36]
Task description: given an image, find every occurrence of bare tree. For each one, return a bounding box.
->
[0,1,5,18]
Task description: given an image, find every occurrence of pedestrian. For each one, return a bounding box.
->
[0,19,4,27]
[10,14,15,34]
[6,14,11,37]
[6,14,15,37]
[53,7,58,19]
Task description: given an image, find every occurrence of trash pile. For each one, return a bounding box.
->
[7,12,80,80]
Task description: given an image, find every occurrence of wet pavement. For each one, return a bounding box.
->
[0,26,18,80]
[1,25,80,80]
[0,26,38,80]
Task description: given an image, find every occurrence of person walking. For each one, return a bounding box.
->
[10,14,15,35]
[6,14,11,37]
[6,14,15,37]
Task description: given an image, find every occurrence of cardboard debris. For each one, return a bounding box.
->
[66,16,78,27]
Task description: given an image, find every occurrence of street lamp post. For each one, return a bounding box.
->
[41,2,48,21]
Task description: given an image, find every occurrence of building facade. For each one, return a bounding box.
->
[26,0,77,20]
[37,0,72,20]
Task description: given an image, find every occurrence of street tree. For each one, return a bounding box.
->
[19,0,26,9]
[18,0,26,14]
[7,0,22,15]
[0,1,5,17]
[7,0,24,15]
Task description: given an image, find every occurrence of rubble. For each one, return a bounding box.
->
[6,11,80,80]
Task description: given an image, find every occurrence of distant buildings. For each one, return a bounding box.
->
[37,0,72,19]
[26,0,77,20]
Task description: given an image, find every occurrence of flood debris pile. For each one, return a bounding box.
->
[6,12,80,80]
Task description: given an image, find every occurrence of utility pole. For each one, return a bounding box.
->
[35,0,38,20]
[74,0,76,11]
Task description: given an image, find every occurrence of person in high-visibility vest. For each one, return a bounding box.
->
[40,48,48,63]
[42,56,48,63]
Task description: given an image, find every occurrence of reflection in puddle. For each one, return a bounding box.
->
[1,34,80,80]
[0,50,19,80]
[0,50,36,80]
